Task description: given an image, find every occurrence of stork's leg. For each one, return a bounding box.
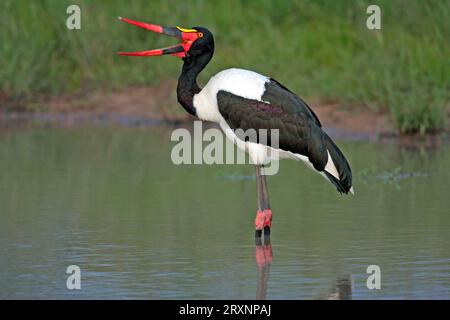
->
[255,165,272,238]
[255,165,264,238]
[260,169,272,237]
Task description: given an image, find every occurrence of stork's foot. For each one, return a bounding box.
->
[254,209,272,238]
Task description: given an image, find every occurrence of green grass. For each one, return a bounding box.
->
[0,0,449,134]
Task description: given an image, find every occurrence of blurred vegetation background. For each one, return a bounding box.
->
[0,0,448,134]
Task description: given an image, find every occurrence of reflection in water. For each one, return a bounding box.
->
[1,126,450,299]
[255,237,272,300]
[254,237,352,300]
[324,275,353,300]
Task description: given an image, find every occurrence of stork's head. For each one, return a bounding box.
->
[117,17,214,62]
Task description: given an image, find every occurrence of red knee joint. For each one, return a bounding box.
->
[255,210,265,230]
[263,209,272,228]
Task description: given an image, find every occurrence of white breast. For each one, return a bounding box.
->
[193,68,270,122]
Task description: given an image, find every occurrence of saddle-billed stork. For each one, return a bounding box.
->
[118,18,354,238]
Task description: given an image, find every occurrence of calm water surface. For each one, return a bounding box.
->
[0,124,449,299]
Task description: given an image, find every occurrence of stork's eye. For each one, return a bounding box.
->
[198,32,204,38]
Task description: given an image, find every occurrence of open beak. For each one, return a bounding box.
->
[117,17,202,58]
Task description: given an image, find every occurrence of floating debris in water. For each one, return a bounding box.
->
[358,166,429,185]
[216,172,255,181]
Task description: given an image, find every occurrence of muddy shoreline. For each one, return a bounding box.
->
[1,84,448,146]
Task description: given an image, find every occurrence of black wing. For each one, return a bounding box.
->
[267,78,322,127]
[217,79,352,194]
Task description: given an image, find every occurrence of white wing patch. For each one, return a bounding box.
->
[325,150,340,179]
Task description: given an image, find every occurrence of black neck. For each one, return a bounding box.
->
[177,51,213,117]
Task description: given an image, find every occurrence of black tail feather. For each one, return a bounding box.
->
[324,171,347,194]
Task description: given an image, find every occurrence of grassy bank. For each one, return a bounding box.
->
[1,0,448,134]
